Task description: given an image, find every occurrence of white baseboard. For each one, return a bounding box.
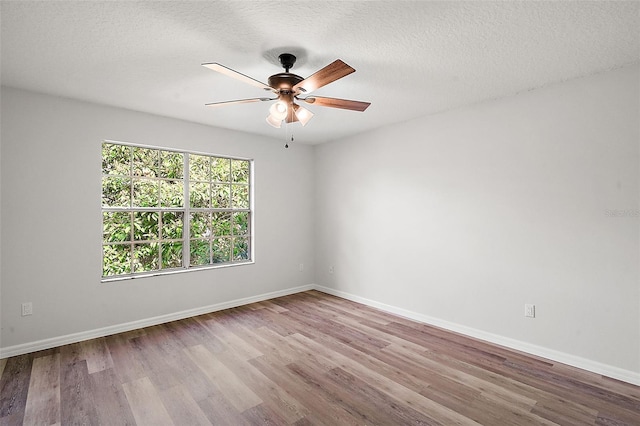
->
[0,284,314,359]
[314,285,640,387]
[2,283,639,387]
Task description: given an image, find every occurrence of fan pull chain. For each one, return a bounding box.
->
[284,119,290,148]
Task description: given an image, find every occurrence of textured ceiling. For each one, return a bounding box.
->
[1,1,638,145]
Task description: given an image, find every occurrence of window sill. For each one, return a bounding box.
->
[101,260,254,283]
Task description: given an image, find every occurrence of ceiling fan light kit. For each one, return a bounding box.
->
[203,53,370,129]
[292,103,314,126]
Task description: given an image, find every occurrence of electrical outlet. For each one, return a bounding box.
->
[524,304,535,318]
[329,266,334,274]
[299,263,304,271]
[22,302,33,316]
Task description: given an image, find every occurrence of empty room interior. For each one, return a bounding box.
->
[1,1,639,425]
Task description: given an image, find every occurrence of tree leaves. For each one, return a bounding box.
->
[102,142,251,277]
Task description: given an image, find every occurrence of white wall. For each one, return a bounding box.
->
[0,87,315,350]
[315,65,640,378]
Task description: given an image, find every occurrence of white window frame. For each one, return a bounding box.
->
[101,140,254,282]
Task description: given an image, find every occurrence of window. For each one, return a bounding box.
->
[101,142,252,279]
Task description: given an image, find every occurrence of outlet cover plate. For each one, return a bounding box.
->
[22,302,33,316]
[525,304,535,318]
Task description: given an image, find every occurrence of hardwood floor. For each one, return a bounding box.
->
[1,290,639,425]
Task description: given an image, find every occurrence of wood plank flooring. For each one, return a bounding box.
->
[1,290,639,425]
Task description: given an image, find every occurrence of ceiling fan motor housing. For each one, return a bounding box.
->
[268,73,304,92]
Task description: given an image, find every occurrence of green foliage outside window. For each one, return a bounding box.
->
[186,154,250,266]
[102,142,251,278]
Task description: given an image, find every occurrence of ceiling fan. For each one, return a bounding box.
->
[202,53,370,128]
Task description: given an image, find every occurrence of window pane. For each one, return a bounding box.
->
[133,243,159,272]
[232,212,249,236]
[160,151,183,179]
[160,179,184,207]
[103,244,132,276]
[162,212,183,240]
[212,212,231,237]
[190,239,210,266]
[103,211,131,242]
[189,154,209,181]
[212,157,230,182]
[190,212,211,239]
[212,184,231,208]
[132,147,159,177]
[212,237,231,263]
[161,242,182,269]
[233,237,250,261]
[231,184,249,209]
[231,160,249,184]
[133,178,159,207]
[189,182,210,208]
[133,211,159,241]
[102,142,252,278]
[102,177,131,207]
[102,144,130,175]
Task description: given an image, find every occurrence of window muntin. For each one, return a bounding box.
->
[101,142,252,279]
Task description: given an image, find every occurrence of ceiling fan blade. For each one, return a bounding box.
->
[302,96,370,112]
[292,60,355,94]
[205,97,276,107]
[202,63,272,91]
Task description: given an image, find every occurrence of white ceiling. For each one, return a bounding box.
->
[1,1,638,145]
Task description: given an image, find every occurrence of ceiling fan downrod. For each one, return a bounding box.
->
[268,54,304,97]
[278,53,296,72]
